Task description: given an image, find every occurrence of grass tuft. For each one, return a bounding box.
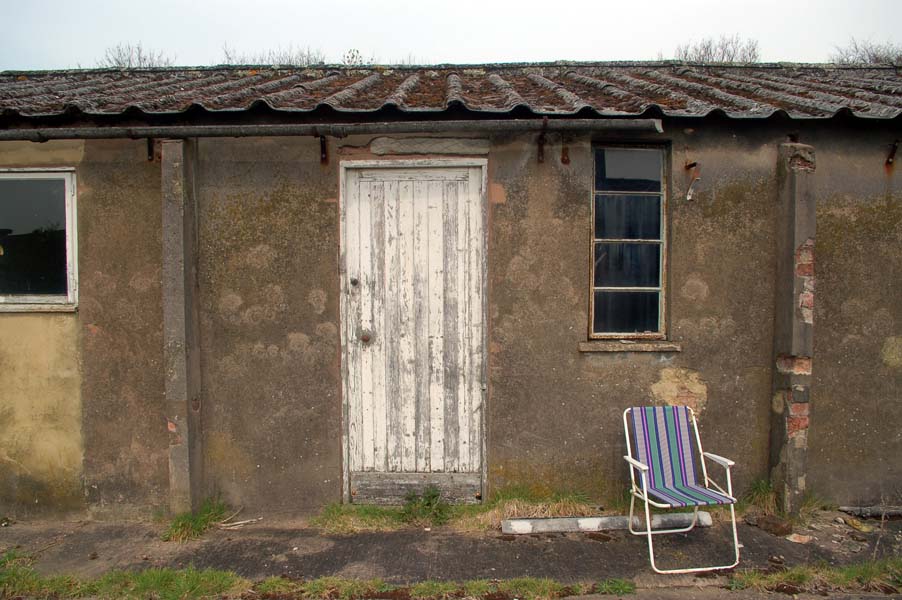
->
[452,487,598,532]
[729,557,902,594]
[595,578,637,595]
[255,575,301,594]
[401,486,451,527]
[301,576,392,600]
[0,551,248,599]
[740,479,777,515]
[312,485,600,534]
[409,579,460,598]
[311,503,406,534]
[162,497,229,542]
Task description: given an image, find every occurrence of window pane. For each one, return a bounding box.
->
[594,291,659,333]
[595,194,661,240]
[0,179,68,295]
[595,148,662,192]
[594,242,660,287]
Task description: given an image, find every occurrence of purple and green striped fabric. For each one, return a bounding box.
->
[629,406,734,507]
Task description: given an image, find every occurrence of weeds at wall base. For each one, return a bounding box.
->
[162,497,229,542]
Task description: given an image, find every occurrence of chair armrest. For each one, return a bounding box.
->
[703,452,735,468]
[623,455,649,472]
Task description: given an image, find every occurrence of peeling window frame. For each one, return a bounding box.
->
[0,168,78,312]
[589,145,668,340]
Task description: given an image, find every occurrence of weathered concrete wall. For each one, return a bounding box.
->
[0,141,85,515]
[0,139,167,515]
[0,315,82,513]
[806,124,902,506]
[2,121,898,515]
[196,137,342,512]
[78,139,168,513]
[485,127,778,500]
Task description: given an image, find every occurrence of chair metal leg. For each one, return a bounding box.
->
[629,492,741,574]
[628,496,699,535]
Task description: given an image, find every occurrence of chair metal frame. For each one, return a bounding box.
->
[623,406,740,574]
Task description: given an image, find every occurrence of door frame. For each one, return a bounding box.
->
[338,158,489,503]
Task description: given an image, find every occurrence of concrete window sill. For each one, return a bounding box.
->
[579,340,682,353]
[0,303,78,313]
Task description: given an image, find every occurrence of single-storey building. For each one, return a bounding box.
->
[0,62,899,517]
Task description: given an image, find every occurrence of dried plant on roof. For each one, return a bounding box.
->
[674,35,760,63]
[220,43,326,67]
[97,42,175,69]
[830,38,902,65]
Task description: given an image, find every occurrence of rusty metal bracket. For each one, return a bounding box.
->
[887,139,899,166]
[685,160,701,201]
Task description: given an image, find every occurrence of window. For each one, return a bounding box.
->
[0,170,77,310]
[591,147,665,338]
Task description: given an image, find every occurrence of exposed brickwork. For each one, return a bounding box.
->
[788,415,810,436]
[776,355,813,375]
[795,238,816,324]
[789,402,810,417]
[799,292,814,310]
[789,154,816,172]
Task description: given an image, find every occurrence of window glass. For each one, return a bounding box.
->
[0,179,68,295]
[591,147,665,337]
[594,243,660,288]
[595,148,662,192]
[594,194,661,239]
[593,291,659,333]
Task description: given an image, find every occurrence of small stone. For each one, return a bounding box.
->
[834,516,845,525]
[89,552,98,560]
[786,533,812,544]
[846,517,874,533]
[757,514,793,536]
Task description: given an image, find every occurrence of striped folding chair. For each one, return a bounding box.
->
[623,406,740,574]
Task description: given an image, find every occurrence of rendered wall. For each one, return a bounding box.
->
[485,126,778,500]
[1,119,898,515]
[195,137,343,511]
[807,122,902,506]
[0,142,84,515]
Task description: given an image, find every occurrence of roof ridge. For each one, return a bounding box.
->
[2,60,901,76]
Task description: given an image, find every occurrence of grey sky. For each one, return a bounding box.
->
[2,0,900,70]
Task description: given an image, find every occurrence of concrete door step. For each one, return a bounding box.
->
[502,512,713,534]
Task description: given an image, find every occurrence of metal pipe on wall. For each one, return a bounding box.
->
[0,118,663,142]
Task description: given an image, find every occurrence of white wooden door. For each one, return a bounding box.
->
[341,160,486,504]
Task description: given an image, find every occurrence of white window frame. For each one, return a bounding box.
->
[590,146,667,340]
[0,168,78,312]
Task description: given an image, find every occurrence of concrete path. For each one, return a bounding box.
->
[2,517,898,586]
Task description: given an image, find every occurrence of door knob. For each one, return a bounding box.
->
[360,332,371,343]
[350,277,359,286]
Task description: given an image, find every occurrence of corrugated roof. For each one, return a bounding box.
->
[2,62,901,121]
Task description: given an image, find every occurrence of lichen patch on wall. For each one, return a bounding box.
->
[680,274,710,303]
[651,367,708,414]
[881,336,902,368]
